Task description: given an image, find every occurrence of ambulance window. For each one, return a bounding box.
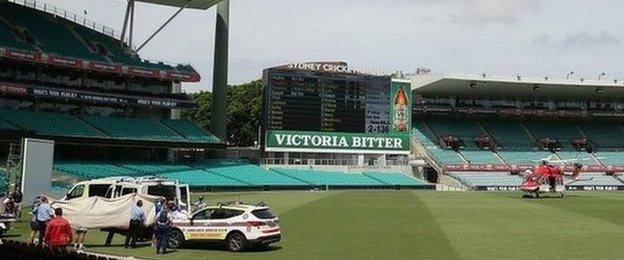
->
[88,184,111,197]
[66,185,85,200]
[193,209,215,220]
[122,188,137,195]
[211,209,244,220]
[252,209,276,219]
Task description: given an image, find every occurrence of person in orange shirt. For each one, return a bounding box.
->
[44,208,73,249]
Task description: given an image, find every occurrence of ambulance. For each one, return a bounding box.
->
[169,202,281,252]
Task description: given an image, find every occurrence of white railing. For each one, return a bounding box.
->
[9,0,120,39]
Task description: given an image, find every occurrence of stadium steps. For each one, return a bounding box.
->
[590,153,606,166]
[157,119,198,141]
[269,169,316,185]
[200,168,254,186]
[455,151,470,164]
[492,152,507,164]
[519,122,538,146]
[72,115,110,136]
[475,121,500,147]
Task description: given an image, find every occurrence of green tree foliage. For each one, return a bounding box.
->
[182,91,212,130]
[182,80,262,146]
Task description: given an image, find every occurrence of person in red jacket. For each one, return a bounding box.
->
[44,208,73,249]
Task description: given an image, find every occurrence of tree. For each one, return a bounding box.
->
[226,80,262,146]
[182,80,263,147]
[182,91,212,130]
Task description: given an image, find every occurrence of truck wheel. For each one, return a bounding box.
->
[227,232,248,252]
[169,229,184,249]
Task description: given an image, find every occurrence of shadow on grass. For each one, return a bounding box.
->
[184,242,283,253]
[85,242,282,254]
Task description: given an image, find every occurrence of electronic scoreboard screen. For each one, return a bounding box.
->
[262,62,411,154]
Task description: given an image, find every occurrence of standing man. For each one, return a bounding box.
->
[44,208,72,249]
[36,197,54,245]
[125,200,145,248]
[155,204,172,254]
[28,196,42,244]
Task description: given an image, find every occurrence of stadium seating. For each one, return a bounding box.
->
[480,120,535,149]
[362,172,426,185]
[80,115,185,141]
[54,160,141,179]
[428,147,466,164]
[556,151,600,165]
[270,168,385,186]
[497,150,552,165]
[52,160,428,188]
[0,23,35,51]
[593,152,624,166]
[580,122,624,148]
[161,169,247,187]
[524,122,585,149]
[116,161,192,175]
[0,108,103,137]
[460,150,503,164]
[0,3,106,61]
[448,172,522,188]
[0,117,17,131]
[566,174,624,187]
[160,119,221,143]
[426,119,485,148]
[202,164,306,186]
[51,181,73,193]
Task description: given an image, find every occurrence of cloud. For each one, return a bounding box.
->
[448,0,542,26]
[532,31,622,52]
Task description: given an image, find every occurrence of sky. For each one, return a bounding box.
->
[42,0,624,92]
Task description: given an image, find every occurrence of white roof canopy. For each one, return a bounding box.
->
[133,0,224,10]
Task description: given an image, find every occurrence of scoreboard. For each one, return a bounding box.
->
[262,62,411,154]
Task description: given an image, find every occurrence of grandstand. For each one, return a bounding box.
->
[410,73,624,190]
[52,160,428,190]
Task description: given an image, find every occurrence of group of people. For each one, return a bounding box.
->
[6,192,209,255]
[28,196,76,250]
[124,198,184,254]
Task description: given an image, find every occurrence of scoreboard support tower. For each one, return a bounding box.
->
[211,0,229,141]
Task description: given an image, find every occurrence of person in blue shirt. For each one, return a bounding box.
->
[28,196,42,244]
[35,196,54,245]
[125,200,145,248]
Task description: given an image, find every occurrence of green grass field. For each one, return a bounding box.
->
[5,191,624,259]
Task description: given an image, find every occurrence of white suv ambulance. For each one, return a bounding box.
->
[169,203,281,252]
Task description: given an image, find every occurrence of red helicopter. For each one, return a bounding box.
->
[520,157,591,198]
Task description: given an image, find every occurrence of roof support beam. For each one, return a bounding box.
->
[136,4,187,52]
[120,0,133,45]
[129,0,135,48]
[211,0,229,141]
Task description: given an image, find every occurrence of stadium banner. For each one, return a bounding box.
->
[265,130,411,154]
[3,48,41,62]
[127,66,160,78]
[166,71,201,82]
[89,61,121,73]
[47,55,82,68]
[0,81,187,108]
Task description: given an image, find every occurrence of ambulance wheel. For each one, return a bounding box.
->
[226,232,248,252]
[169,229,184,249]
